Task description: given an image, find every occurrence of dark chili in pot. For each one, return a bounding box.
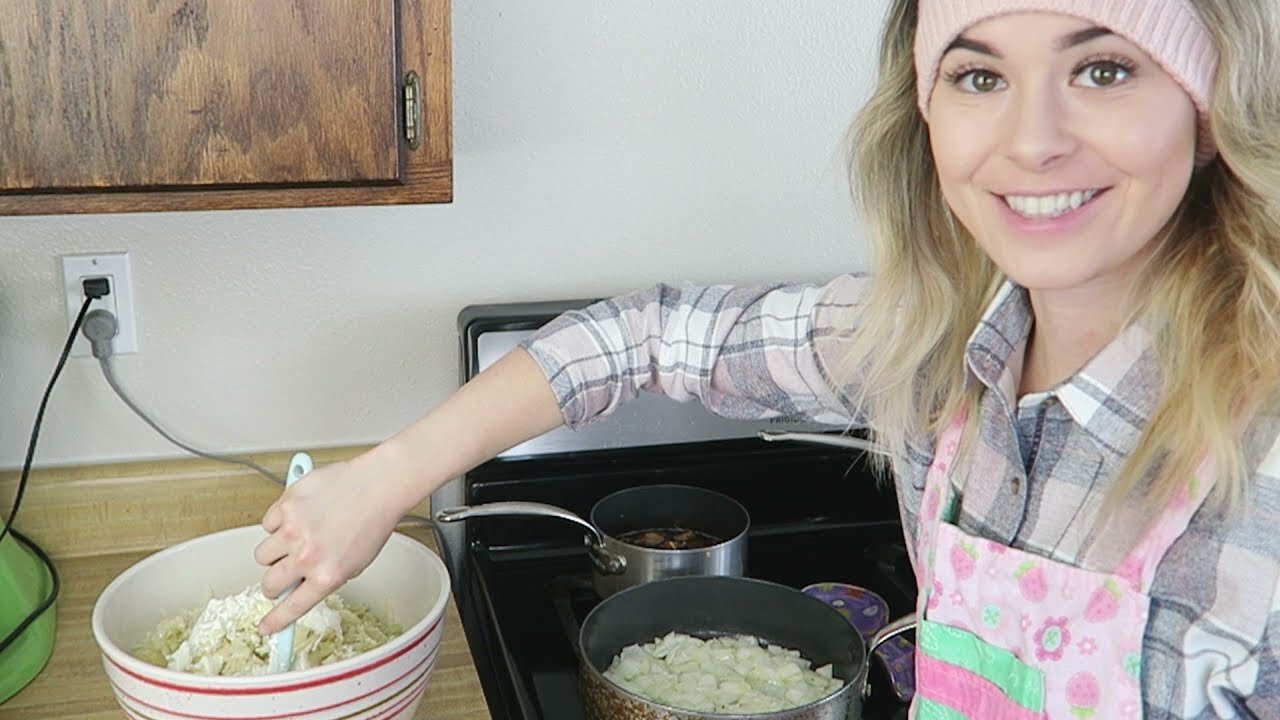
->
[617,527,722,550]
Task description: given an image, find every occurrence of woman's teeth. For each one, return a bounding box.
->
[1003,189,1098,219]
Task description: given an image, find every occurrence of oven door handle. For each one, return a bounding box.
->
[758,430,883,454]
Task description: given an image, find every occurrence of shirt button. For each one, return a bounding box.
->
[1010,477,1022,495]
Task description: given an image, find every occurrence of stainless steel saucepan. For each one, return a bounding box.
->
[435,484,750,597]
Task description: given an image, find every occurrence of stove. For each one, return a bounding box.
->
[430,300,917,720]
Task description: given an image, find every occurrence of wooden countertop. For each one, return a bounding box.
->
[0,449,492,720]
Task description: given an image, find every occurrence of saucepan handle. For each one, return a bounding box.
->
[434,501,626,574]
[862,612,917,699]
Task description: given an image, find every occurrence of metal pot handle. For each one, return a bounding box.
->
[862,612,917,698]
[758,430,884,455]
[434,501,627,575]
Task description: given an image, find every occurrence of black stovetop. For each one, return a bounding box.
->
[447,436,917,720]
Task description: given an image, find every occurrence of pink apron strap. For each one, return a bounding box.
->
[912,410,968,591]
[1116,453,1217,593]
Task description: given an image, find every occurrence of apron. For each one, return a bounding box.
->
[911,412,1215,719]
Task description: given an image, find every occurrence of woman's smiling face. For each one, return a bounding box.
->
[924,12,1199,295]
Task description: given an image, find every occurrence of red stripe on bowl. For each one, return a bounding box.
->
[109,645,441,720]
[115,689,168,720]
[366,670,431,720]
[108,615,442,696]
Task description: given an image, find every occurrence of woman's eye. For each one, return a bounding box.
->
[960,69,1004,93]
[1074,61,1130,88]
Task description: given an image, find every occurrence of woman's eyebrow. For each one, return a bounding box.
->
[1058,26,1113,50]
[943,36,1000,59]
[941,26,1115,59]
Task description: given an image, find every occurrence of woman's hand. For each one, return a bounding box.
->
[251,347,565,636]
[253,454,404,635]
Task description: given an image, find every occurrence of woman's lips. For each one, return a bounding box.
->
[994,187,1111,232]
[1002,189,1102,219]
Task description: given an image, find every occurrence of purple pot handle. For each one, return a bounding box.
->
[801,583,915,702]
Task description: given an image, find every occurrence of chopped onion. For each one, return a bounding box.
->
[601,632,844,714]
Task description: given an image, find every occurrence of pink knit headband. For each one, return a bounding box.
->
[914,0,1219,163]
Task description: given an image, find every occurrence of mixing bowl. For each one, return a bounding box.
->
[91,525,450,719]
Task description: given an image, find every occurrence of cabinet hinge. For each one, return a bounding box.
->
[403,71,423,150]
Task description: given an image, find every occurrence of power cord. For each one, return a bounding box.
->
[0,282,103,655]
[80,289,434,529]
[82,308,284,484]
[0,278,432,659]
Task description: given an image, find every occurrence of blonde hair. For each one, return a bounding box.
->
[839,0,1280,517]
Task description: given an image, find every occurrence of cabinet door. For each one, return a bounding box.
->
[0,0,451,215]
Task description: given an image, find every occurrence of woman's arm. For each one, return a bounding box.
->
[523,278,863,427]
[254,275,864,633]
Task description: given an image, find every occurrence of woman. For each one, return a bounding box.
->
[255,0,1280,716]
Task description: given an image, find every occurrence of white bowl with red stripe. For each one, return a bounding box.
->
[90,525,450,720]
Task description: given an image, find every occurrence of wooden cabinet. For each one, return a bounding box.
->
[0,0,451,215]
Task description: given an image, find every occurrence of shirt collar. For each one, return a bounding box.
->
[965,280,1032,411]
[965,279,1161,460]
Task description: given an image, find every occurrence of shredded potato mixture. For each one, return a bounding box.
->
[132,584,401,676]
[602,631,845,713]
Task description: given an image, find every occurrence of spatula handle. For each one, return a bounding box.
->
[267,452,313,673]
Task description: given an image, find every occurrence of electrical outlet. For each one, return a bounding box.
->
[62,252,139,357]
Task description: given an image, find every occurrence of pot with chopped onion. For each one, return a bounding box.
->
[578,575,915,720]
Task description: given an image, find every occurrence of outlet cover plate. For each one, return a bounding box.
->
[62,252,138,357]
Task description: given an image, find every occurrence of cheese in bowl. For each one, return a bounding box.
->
[132,583,401,676]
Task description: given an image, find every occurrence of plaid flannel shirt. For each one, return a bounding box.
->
[522,275,1280,719]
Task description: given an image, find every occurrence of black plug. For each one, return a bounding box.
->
[80,277,117,359]
[82,276,111,300]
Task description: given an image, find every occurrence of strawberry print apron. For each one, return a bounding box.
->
[911,412,1214,719]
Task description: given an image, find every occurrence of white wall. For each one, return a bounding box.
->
[0,1,887,470]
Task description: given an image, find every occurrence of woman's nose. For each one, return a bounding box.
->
[1001,84,1078,170]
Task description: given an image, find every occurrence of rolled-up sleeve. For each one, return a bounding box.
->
[520,276,868,428]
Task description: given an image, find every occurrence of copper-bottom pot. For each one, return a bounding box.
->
[578,575,915,720]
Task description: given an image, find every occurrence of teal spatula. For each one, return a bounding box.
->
[266,452,313,674]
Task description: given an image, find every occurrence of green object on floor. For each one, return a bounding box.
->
[0,531,57,704]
